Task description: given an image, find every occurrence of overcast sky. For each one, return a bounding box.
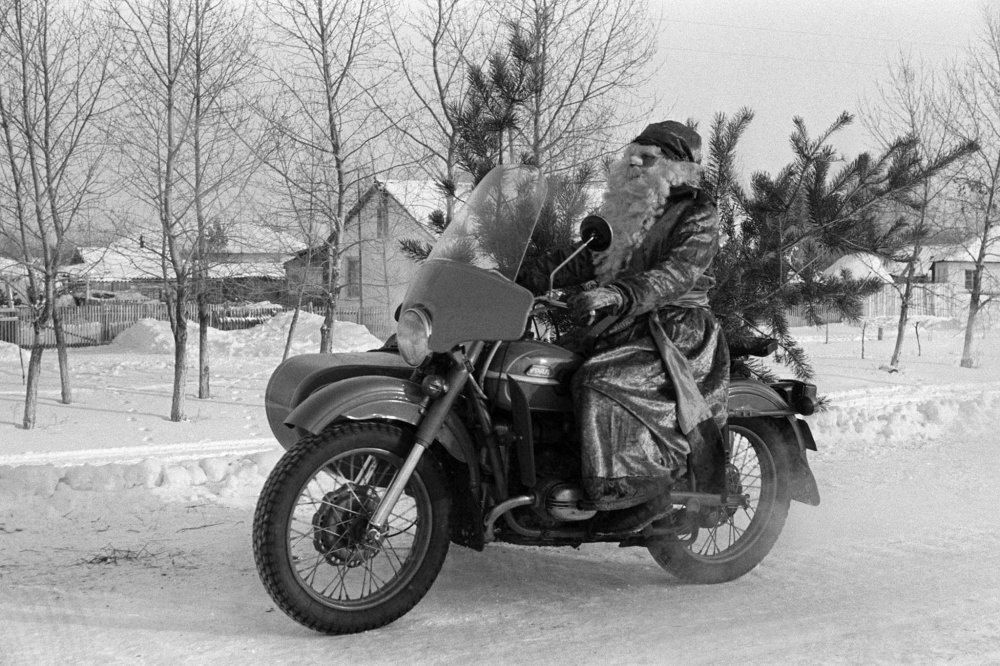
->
[645,0,984,177]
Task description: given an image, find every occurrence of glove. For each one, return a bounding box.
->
[567,286,626,324]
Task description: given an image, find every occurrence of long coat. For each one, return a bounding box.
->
[519,184,729,510]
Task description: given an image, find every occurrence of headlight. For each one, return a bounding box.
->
[397,307,432,366]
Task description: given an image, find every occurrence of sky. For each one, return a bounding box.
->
[646,0,985,176]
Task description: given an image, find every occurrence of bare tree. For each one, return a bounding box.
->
[943,6,1000,368]
[384,0,490,212]
[498,0,657,170]
[0,0,112,429]
[186,0,258,399]
[113,0,256,418]
[256,0,391,353]
[862,53,975,369]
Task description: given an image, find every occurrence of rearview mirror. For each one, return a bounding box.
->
[579,215,612,252]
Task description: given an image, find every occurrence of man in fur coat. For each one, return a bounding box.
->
[519,120,729,533]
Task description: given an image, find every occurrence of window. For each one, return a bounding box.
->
[965,269,977,292]
[376,192,389,239]
[345,256,360,299]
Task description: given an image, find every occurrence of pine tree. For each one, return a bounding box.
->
[400,22,593,266]
[706,110,967,379]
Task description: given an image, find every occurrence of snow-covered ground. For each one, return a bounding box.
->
[2,314,999,664]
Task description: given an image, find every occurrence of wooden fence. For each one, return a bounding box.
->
[786,282,964,326]
[0,302,394,349]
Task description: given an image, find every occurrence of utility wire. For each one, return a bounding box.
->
[662,45,884,69]
[663,18,967,50]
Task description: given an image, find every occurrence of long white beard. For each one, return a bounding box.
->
[592,160,671,285]
[592,158,704,285]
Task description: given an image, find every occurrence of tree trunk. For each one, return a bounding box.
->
[198,291,210,399]
[21,332,44,429]
[170,288,188,421]
[890,268,915,368]
[283,288,305,362]
[960,292,980,368]
[51,307,72,404]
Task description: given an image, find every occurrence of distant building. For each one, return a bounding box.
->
[62,224,297,304]
[927,241,1000,295]
[284,179,444,320]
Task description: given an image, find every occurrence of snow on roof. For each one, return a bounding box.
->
[64,239,162,281]
[822,253,894,282]
[382,180,471,230]
[65,238,290,281]
[223,224,302,254]
[925,240,1000,264]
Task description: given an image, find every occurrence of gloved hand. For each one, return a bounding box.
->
[567,285,625,324]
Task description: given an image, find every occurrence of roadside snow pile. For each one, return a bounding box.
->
[0,448,282,506]
[108,311,382,357]
[0,340,26,362]
[809,385,1000,461]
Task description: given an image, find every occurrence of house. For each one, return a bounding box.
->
[821,252,897,283]
[284,174,608,335]
[927,240,1000,295]
[63,223,297,304]
[284,179,445,322]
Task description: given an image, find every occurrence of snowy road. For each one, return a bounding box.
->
[3,410,998,664]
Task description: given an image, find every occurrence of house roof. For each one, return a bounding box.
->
[822,253,894,282]
[925,240,1000,264]
[64,238,290,282]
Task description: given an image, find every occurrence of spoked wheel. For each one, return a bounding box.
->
[253,422,450,634]
[647,417,792,583]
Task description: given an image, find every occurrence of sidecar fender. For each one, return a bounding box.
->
[284,375,475,465]
[265,352,412,447]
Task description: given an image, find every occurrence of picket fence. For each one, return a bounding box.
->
[0,302,394,349]
[785,282,964,327]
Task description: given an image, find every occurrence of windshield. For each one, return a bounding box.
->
[426,165,548,280]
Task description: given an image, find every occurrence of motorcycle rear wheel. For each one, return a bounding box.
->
[253,422,451,634]
[647,417,792,584]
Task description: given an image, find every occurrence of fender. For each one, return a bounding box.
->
[728,378,815,451]
[284,375,476,468]
[728,378,820,506]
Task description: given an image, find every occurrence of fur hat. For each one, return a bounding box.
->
[632,120,702,164]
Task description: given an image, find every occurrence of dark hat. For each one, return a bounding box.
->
[632,120,702,163]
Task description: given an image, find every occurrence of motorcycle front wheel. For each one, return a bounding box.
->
[647,417,792,584]
[253,422,451,634]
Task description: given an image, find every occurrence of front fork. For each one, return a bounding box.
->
[365,347,477,537]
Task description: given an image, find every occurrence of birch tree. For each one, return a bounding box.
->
[257,0,391,353]
[0,0,112,428]
[385,0,490,217]
[186,0,257,399]
[498,0,656,170]
[114,0,256,419]
[943,6,1000,368]
[862,54,976,369]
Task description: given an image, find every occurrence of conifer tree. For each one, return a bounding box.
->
[705,110,967,379]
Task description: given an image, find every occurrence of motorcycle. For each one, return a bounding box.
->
[253,164,821,635]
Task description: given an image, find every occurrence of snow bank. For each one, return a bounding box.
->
[0,448,283,505]
[0,339,26,362]
[810,385,1000,462]
[107,311,382,357]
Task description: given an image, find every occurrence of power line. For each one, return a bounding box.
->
[661,45,885,69]
[663,18,967,50]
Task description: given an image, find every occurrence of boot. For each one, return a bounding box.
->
[590,491,673,533]
[689,421,726,494]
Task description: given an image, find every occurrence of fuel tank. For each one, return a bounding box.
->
[482,340,582,412]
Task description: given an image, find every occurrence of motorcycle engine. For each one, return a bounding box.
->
[539,479,597,522]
